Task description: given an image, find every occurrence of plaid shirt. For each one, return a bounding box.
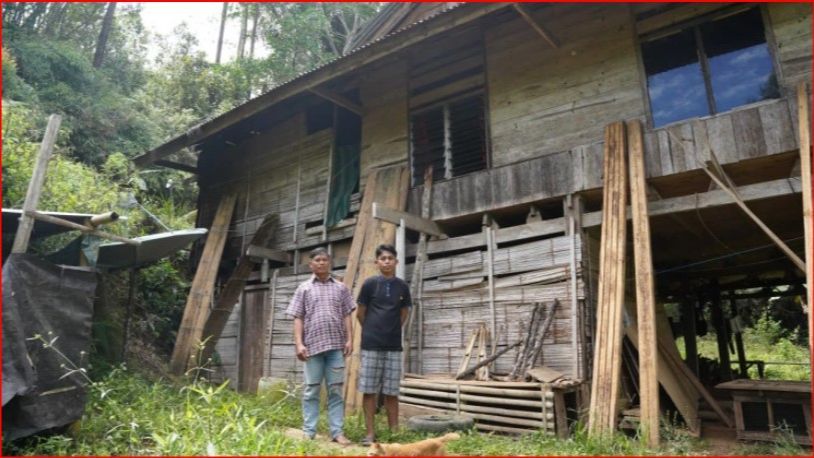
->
[286,275,356,356]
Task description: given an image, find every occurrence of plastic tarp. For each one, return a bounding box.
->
[2,254,97,441]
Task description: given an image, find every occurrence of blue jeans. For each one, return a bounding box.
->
[302,349,345,439]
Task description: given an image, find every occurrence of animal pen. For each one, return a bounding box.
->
[135,3,813,445]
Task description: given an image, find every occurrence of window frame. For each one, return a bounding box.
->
[408,89,489,186]
[636,4,781,129]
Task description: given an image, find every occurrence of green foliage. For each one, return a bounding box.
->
[2,101,120,213]
[136,258,189,354]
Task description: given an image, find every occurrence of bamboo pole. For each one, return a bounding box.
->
[404,166,433,373]
[24,210,140,245]
[456,339,523,380]
[12,114,62,254]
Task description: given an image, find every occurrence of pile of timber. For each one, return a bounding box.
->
[399,376,556,436]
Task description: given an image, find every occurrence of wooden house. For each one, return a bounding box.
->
[135,3,811,438]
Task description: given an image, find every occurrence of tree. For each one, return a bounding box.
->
[215,3,228,64]
[93,2,117,68]
[236,3,248,61]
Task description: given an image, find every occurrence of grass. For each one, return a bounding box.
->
[5,366,808,456]
[676,314,811,381]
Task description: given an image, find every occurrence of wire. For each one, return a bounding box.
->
[655,236,804,275]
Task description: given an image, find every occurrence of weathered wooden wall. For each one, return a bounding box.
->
[485,4,645,167]
[766,3,813,90]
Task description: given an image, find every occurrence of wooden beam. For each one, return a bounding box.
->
[12,114,62,254]
[154,159,197,174]
[24,210,139,246]
[87,211,119,227]
[169,191,237,375]
[201,213,281,367]
[245,244,289,263]
[797,82,813,353]
[512,3,559,48]
[133,4,511,168]
[627,120,659,447]
[702,166,805,272]
[372,202,445,237]
[309,87,363,115]
[581,177,802,228]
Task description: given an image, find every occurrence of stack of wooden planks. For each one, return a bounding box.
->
[587,121,628,437]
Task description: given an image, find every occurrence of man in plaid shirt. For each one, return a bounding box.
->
[286,247,355,445]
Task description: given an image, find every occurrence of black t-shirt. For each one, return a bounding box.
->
[357,275,412,351]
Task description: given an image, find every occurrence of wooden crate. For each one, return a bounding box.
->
[399,377,560,436]
[716,379,812,446]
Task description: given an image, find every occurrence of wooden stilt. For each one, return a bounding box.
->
[796,82,813,354]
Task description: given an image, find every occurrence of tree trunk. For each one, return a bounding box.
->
[248,4,259,60]
[236,3,248,61]
[215,2,228,64]
[93,2,116,68]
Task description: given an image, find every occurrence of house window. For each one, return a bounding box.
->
[641,7,778,128]
[410,94,487,186]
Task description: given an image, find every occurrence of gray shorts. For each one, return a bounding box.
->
[358,350,402,396]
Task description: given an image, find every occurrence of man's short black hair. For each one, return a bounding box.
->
[375,244,397,258]
[309,247,330,259]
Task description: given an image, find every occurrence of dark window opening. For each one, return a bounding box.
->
[642,8,777,127]
[410,94,487,186]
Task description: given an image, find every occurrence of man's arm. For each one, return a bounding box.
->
[294,317,309,361]
[400,306,409,327]
[356,304,367,326]
[343,314,353,356]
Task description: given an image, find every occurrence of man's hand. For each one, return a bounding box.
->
[296,343,309,361]
[343,340,353,357]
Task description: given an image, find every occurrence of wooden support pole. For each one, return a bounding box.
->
[121,268,137,362]
[397,218,406,279]
[484,221,497,356]
[169,191,237,375]
[730,299,748,378]
[372,203,444,237]
[680,299,699,376]
[24,210,140,246]
[797,82,813,353]
[703,165,805,272]
[627,119,659,447]
[12,114,62,254]
[709,287,733,381]
[404,166,434,374]
[565,194,581,379]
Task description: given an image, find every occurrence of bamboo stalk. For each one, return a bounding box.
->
[25,210,140,246]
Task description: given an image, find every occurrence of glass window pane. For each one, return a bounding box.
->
[642,29,710,127]
[702,8,778,112]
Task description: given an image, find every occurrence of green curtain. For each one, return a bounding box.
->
[325,144,360,228]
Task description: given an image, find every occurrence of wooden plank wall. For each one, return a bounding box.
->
[409,97,800,221]
[767,3,813,90]
[485,4,645,167]
[212,230,588,386]
[406,233,586,378]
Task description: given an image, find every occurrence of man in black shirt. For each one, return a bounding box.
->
[356,244,412,446]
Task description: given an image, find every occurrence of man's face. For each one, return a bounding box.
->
[375,251,397,275]
[309,254,331,276]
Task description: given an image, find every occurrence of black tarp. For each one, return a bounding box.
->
[2,254,97,441]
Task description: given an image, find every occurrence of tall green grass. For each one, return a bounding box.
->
[6,366,807,456]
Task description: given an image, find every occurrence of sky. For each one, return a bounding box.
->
[127,2,269,63]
